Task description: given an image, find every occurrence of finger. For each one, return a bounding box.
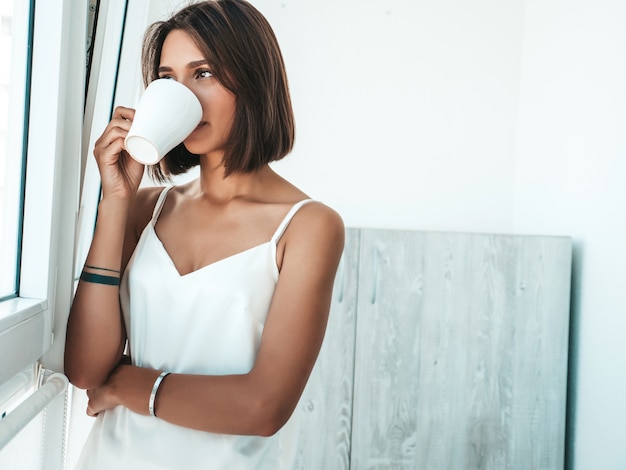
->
[111,105,136,122]
[94,136,129,165]
[95,123,132,151]
[100,127,130,150]
[93,110,135,149]
[94,141,125,167]
[108,116,133,132]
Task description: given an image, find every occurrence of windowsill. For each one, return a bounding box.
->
[0,298,49,385]
[0,297,47,331]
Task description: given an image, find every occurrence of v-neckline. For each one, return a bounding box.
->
[148,224,272,278]
[143,186,311,279]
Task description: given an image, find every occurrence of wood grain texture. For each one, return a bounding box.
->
[350,230,571,470]
[291,228,360,469]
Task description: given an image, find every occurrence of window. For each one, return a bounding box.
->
[0,0,31,300]
[0,0,87,466]
[0,0,86,382]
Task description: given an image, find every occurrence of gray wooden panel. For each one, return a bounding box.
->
[350,230,571,470]
[291,228,360,469]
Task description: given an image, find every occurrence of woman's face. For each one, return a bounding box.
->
[157,29,236,158]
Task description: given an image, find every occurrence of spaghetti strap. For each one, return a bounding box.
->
[151,186,174,223]
[271,199,315,244]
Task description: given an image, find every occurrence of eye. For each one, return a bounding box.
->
[195,69,213,79]
[158,74,175,80]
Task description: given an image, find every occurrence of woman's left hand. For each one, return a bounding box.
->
[85,364,129,417]
[85,363,162,418]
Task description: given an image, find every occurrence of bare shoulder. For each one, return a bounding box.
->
[285,200,345,257]
[267,167,344,245]
[129,186,166,237]
[263,170,344,247]
[274,200,344,298]
[297,201,344,234]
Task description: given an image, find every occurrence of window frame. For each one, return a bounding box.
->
[0,0,87,388]
[0,0,33,302]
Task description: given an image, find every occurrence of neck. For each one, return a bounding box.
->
[190,155,272,204]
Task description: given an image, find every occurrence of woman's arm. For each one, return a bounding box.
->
[64,106,146,390]
[86,203,345,436]
[64,198,131,389]
[64,189,159,389]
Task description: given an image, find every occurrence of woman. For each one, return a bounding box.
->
[64,1,344,468]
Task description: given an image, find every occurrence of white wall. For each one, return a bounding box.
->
[262,0,525,233]
[514,1,626,469]
[254,0,626,468]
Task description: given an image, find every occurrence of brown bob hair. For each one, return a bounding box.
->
[141,0,295,181]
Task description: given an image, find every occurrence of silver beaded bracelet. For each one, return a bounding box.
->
[148,371,170,417]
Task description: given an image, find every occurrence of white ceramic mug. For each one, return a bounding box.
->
[125,79,203,165]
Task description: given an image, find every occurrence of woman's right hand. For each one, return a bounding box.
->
[93,106,145,201]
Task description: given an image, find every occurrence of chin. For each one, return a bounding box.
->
[181,143,202,155]
[181,137,208,155]
[183,138,226,158]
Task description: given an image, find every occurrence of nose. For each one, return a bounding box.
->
[176,79,200,101]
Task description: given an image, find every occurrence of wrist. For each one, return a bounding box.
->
[98,196,132,213]
[103,364,131,410]
[94,198,132,232]
[149,371,170,417]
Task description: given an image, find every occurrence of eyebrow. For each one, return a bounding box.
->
[158,60,209,73]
